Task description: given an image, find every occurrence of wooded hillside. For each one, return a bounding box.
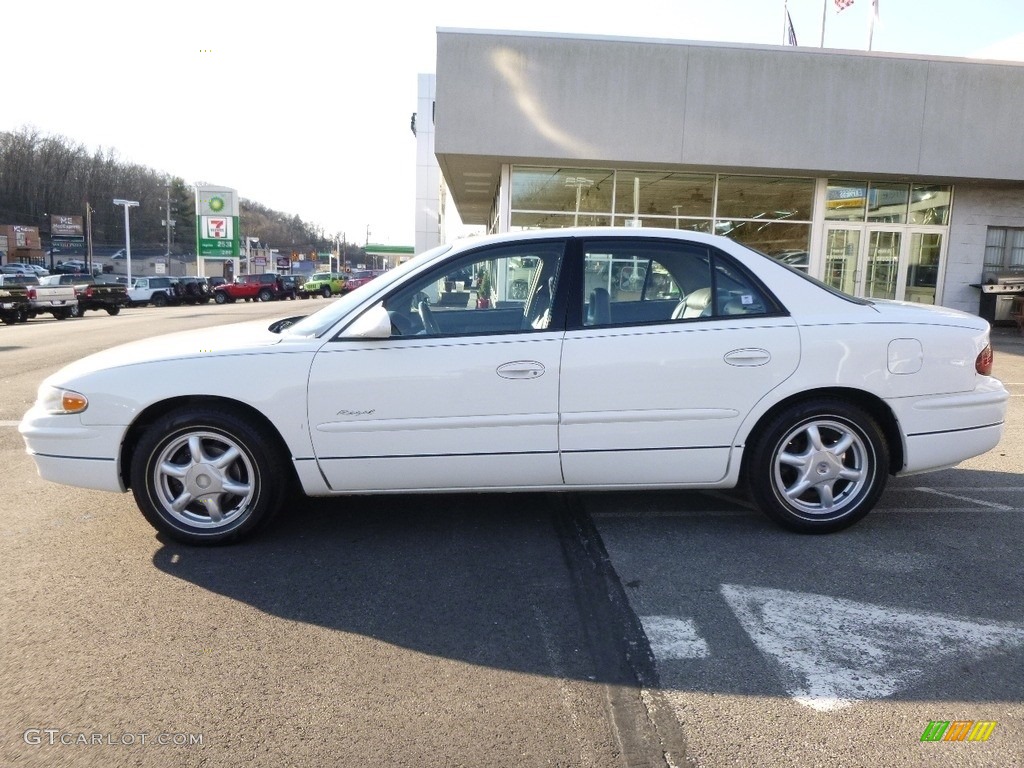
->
[0,126,340,255]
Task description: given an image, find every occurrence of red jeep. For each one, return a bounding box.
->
[213,273,288,304]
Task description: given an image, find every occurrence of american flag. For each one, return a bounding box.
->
[835,0,855,11]
[786,10,798,46]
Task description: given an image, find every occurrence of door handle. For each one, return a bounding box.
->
[724,348,771,367]
[496,361,546,379]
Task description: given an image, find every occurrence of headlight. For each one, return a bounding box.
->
[39,386,89,414]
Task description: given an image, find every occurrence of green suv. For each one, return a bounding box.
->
[304,271,347,298]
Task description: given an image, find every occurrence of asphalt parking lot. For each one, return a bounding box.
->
[1,303,1022,768]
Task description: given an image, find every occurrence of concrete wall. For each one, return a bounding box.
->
[945,184,1024,314]
[415,74,441,255]
[436,30,1024,180]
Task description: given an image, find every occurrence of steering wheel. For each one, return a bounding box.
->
[417,299,440,335]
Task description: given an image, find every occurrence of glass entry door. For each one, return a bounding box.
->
[864,228,901,300]
[823,227,861,295]
[823,226,907,300]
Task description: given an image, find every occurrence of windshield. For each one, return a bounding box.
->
[282,244,452,338]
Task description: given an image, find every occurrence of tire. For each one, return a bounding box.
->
[106,306,121,316]
[1,314,14,325]
[321,286,332,298]
[258,288,274,302]
[746,399,888,534]
[129,408,286,545]
[53,308,70,320]
[214,292,228,304]
[68,303,81,318]
[152,293,169,308]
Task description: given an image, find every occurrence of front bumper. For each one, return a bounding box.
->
[19,408,126,493]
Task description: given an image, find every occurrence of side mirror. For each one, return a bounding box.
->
[340,303,392,339]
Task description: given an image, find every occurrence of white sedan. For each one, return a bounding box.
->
[19,228,1009,544]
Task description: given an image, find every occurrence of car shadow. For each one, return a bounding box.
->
[151,465,1024,705]
[152,492,620,684]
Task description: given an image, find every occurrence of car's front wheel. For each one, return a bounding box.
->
[106,306,121,315]
[746,399,888,533]
[130,408,286,545]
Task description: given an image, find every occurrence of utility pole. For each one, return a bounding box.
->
[85,202,94,275]
[164,179,172,257]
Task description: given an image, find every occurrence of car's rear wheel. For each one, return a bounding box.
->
[258,288,274,302]
[747,399,888,533]
[130,408,286,545]
[106,306,121,315]
[214,292,227,304]
[152,293,169,307]
[321,286,332,298]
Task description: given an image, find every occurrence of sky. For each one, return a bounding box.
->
[4,0,1023,247]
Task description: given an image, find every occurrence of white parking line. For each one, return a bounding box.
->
[640,616,710,660]
[914,486,1013,510]
[720,584,1024,712]
[0,420,20,427]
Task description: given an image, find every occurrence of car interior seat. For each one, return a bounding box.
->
[671,286,712,319]
[588,287,611,325]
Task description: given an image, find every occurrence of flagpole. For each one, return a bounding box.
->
[868,0,877,50]
[820,0,827,47]
[783,0,788,45]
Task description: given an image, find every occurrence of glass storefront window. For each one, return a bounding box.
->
[909,185,951,225]
[906,232,942,304]
[867,183,909,223]
[718,221,811,269]
[825,181,867,221]
[510,211,612,230]
[716,176,814,221]
[510,167,613,215]
[612,171,714,219]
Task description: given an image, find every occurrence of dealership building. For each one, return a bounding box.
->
[418,29,1024,320]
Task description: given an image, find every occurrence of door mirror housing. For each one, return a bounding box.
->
[341,303,392,339]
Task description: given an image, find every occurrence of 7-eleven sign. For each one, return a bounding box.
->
[204,216,232,240]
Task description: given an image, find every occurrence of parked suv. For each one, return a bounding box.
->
[174,276,213,304]
[127,276,179,307]
[213,273,290,304]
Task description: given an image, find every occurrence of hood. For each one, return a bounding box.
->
[868,299,990,331]
[49,319,284,383]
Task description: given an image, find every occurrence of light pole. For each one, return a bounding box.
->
[564,176,593,226]
[113,199,139,285]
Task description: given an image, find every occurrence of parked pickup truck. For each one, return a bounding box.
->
[0,274,78,320]
[0,282,31,324]
[41,274,130,315]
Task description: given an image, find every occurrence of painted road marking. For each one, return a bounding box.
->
[915,486,1013,510]
[0,420,21,427]
[720,584,1024,712]
[640,616,710,660]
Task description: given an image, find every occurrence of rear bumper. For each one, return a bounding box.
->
[890,378,1009,474]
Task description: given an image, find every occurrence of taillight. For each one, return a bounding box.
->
[27,288,36,299]
[976,344,993,376]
